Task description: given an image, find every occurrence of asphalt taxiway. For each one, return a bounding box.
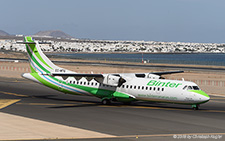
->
[0,77,225,140]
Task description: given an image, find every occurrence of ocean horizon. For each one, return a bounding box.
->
[48,53,225,66]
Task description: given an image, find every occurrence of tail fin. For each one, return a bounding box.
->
[24,36,68,74]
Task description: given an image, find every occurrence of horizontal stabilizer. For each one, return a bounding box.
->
[17,41,36,44]
[16,41,51,44]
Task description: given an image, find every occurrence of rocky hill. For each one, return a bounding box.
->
[34,30,73,38]
[0,30,10,36]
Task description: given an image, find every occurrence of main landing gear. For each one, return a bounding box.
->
[101,98,111,105]
[101,98,132,105]
[192,104,199,110]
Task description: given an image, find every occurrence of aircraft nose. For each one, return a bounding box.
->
[202,94,210,102]
[198,91,210,102]
[190,90,210,103]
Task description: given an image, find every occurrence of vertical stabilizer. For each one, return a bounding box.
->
[24,36,69,74]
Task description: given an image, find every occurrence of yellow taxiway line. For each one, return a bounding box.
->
[0,91,28,97]
[0,99,20,110]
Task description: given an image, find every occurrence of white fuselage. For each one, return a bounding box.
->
[60,75,209,105]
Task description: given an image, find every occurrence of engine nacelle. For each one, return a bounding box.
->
[102,74,126,87]
[146,74,161,79]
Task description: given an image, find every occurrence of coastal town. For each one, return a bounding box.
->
[0,36,225,53]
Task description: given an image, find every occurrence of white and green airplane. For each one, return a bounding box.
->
[21,36,210,110]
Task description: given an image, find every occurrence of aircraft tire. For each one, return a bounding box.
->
[192,105,199,110]
[102,99,111,105]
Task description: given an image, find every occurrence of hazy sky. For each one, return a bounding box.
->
[1,0,225,43]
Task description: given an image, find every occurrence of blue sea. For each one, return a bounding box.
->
[50,53,225,66]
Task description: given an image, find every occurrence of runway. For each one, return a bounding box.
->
[1,57,225,72]
[0,77,225,140]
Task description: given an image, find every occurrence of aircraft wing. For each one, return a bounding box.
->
[51,72,103,77]
[151,70,184,76]
[51,70,184,78]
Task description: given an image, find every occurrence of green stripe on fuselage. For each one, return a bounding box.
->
[49,76,131,99]
[189,90,210,98]
[30,72,132,100]
[30,73,73,94]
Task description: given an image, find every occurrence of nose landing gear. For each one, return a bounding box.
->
[192,104,199,110]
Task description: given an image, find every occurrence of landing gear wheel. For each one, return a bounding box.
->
[192,104,199,110]
[102,99,111,105]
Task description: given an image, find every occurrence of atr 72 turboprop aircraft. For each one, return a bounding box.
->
[20,36,210,110]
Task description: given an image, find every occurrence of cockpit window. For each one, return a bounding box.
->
[187,86,193,90]
[192,86,200,90]
[186,86,200,90]
[183,85,187,90]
